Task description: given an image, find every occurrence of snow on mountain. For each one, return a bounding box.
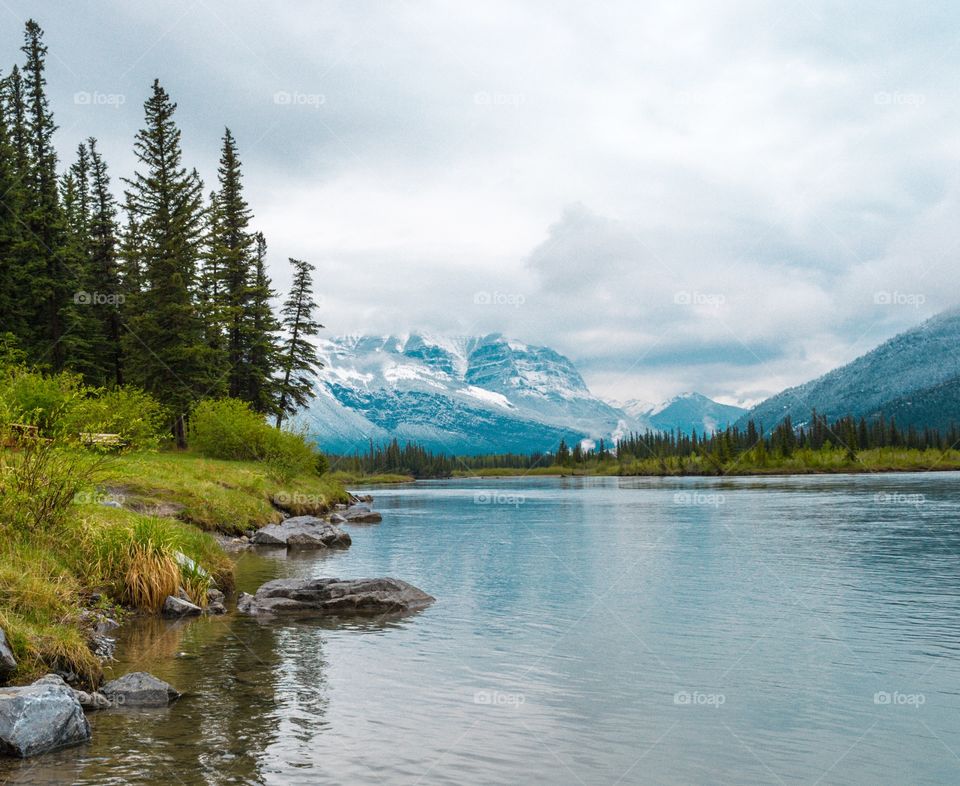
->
[611,393,746,435]
[303,333,642,455]
[738,307,960,431]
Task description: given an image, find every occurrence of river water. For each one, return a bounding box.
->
[3,474,960,784]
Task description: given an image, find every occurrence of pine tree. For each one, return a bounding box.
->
[246,232,282,415]
[122,79,218,447]
[21,20,70,369]
[275,257,323,428]
[209,128,256,399]
[87,138,123,385]
[0,71,24,336]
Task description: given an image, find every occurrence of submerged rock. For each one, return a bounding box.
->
[343,504,383,524]
[0,675,91,757]
[237,577,434,617]
[0,629,16,677]
[162,595,202,617]
[73,690,112,711]
[251,516,351,549]
[100,672,180,708]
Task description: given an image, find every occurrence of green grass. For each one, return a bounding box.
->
[0,446,350,686]
[450,447,960,477]
[104,450,350,534]
[327,470,415,485]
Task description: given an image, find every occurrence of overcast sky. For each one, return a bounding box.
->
[3,0,959,406]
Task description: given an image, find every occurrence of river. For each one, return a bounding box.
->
[3,474,960,784]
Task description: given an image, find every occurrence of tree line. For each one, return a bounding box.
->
[0,20,323,446]
[334,410,960,478]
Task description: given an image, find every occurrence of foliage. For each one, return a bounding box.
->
[59,387,168,450]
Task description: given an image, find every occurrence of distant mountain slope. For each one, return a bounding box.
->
[738,308,960,431]
[616,394,746,435]
[303,334,641,455]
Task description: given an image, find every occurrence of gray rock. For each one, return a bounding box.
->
[94,618,119,636]
[100,499,123,509]
[251,516,351,549]
[0,675,91,757]
[328,513,347,525]
[237,577,434,617]
[162,595,202,617]
[205,590,226,615]
[344,505,383,524]
[0,629,16,677]
[99,672,180,708]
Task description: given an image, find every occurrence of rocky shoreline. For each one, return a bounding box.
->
[0,494,433,760]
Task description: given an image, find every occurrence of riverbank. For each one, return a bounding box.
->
[448,446,960,478]
[0,448,350,687]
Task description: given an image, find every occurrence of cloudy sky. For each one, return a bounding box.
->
[3,0,959,406]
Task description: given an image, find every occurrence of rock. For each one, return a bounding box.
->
[100,499,123,509]
[99,672,180,708]
[0,675,91,757]
[94,618,119,636]
[205,589,226,615]
[162,595,202,617]
[237,577,435,617]
[0,629,16,677]
[174,552,210,580]
[328,513,347,525]
[344,504,383,524]
[251,516,351,549]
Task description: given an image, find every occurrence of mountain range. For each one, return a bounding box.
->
[303,334,742,455]
[738,308,960,432]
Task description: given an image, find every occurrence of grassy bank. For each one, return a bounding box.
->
[0,446,350,686]
[451,447,960,477]
[327,470,415,485]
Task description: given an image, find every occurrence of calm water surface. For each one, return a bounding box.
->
[3,474,960,785]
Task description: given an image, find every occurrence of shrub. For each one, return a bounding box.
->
[0,369,86,434]
[190,397,319,481]
[59,387,169,451]
[190,398,269,461]
[261,426,317,482]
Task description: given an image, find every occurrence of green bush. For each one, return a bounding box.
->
[0,369,86,434]
[190,398,268,460]
[190,397,319,480]
[60,387,169,450]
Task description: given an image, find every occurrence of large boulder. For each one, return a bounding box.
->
[0,629,16,677]
[237,577,434,617]
[251,516,351,549]
[100,672,180,708]
[0,675,91,757]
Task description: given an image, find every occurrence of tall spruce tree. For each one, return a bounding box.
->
[276,257,323,428]
[0,71,24,336]
[246,232,282,415]
[122,79,218,447]
[209,128,256,399]
[87,138,123,385]
[21,20,70,369]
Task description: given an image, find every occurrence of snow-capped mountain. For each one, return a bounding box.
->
[302,333,639,455]
[738,307,960,431]
[612,393,746,435]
